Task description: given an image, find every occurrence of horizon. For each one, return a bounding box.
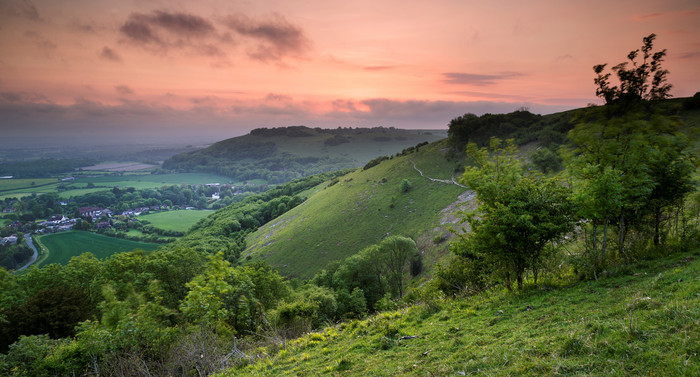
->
[1,0,699,147]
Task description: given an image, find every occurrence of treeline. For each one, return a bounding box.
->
[0,159,95,179]
[249,125,400,137]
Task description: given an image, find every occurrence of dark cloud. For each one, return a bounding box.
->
[99,46,122,62]
[120,10,215,50]
[325,98,571,127]
[442,72,525,86]
[677,51,700,59]
[24,31,56,50]
[265,93,293,102]
[222,13,310,61]
[115,85,134,95]
[12,0,40,21]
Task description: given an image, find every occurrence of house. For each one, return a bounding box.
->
[211,192,220,200]
[79,206,103,218]
[1,235,18,246]
[96,222,111,230]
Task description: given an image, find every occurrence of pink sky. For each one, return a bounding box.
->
[1,0,699,145]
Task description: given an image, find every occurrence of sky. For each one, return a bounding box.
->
[1,0,699,145]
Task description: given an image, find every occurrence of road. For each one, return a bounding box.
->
[17,233,38,271]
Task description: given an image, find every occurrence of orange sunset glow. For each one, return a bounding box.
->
[1,0,699,144]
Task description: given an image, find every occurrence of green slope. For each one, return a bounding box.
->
[227,249,700,376]
[244,139,471,279]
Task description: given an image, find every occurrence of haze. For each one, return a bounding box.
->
[1,0,699,146]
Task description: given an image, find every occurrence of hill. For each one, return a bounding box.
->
[161,126,445,183]
[243,138,469,279]
[228,249,700,376]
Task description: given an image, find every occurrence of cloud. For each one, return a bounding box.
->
[443,72,525,86]
[99,46,122,62]
[677,51,700,59]
[115,85,134,95]
[3,0,41,21]
[222,13,310,61]
[24,31,56,50]
[363,66,400,71]
[119,10,216,52]
[633,12,664,21]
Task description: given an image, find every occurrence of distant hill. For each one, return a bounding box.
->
[161,126,445,183]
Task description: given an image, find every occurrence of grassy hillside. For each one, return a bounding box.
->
[36,230,160,265]
[228,249,699,376]
[162,126,445,183]
[244,139,469,279]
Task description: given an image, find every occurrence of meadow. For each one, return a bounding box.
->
[139,210,214,232]
[36,231,160,266]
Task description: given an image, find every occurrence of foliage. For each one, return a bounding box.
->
[453,139,575,290]
[399,179,412,193]
[568,35,696,277]
[232,250,700,377]
[593,33,672,104]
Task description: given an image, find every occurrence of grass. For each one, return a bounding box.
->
[139,210,214,232]
[227,249,700,376]
[244,139,466,279]
[36,231,160,266]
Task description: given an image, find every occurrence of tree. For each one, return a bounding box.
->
[593,33,672,104]
[455,138,575,290]
[377,235,418,298]
[569,33,695,272]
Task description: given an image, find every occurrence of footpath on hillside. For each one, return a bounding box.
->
[410,160,467,188]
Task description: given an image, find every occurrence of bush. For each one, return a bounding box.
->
[400,179,412,193]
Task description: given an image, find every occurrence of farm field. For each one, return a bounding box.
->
[36,231,160,266]
[0,172,234,199]
[139,210,213,232]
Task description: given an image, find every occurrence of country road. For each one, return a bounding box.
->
[17,233,38,271]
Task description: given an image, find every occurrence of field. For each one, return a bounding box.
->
[234,249,700,376]
[36,231,160,266]
[0,172,233,200]
[139,210,214,232]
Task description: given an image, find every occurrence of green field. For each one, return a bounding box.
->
[139,210,214,232]
[0,172,233,199]
[36,231,160,266]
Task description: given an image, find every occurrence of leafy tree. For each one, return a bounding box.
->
[455,138,575,290]
[569,34,695,272]
[593,33,672,106]
[378,235,418,298]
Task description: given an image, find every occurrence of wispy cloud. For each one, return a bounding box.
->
[222,13,310,61]
[115,85,134,95]
[633,12,664,21]
[99,46,122,62]
[442,72,525,86]
[119,10,221,56]
[363,66,401,71]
